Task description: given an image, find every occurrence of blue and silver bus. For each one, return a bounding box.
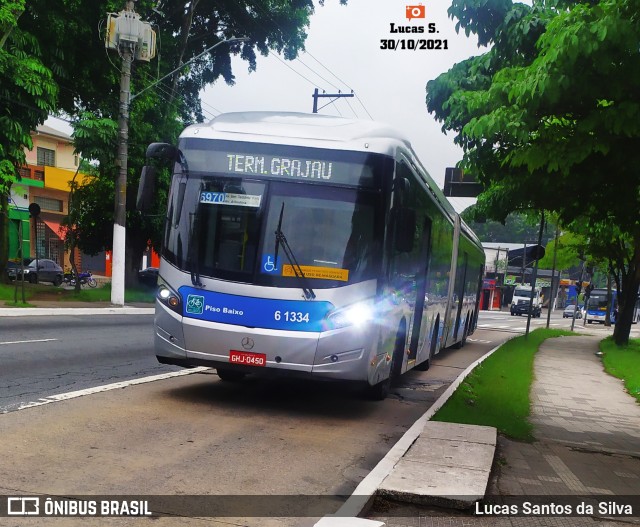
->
[137,112,485,399]
[586,288,618,324]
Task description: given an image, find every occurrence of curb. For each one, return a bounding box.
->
[317,337,515,526]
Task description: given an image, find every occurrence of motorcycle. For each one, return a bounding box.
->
[63,270,98,288]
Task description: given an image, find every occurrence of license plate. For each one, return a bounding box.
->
[229,350,267,367]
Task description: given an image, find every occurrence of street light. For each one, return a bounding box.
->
[110,34,248,306]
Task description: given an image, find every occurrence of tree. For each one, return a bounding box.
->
[536,230,584,273]
[12,0,345,285]
[461,209,554,245]
[427,0,640,345]
[0,0,57,283]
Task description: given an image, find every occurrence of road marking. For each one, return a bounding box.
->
[4,368,210,414]
[0,338,58,346]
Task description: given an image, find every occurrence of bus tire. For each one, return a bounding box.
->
[216,368,246,382]
[366,326,405,401]
[454,315,469,349]
[416,317,440,371]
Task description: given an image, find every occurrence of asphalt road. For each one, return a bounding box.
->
[1,309,636,526]
[0,314,180,413]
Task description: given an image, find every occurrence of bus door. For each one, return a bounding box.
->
[408,217,432,361]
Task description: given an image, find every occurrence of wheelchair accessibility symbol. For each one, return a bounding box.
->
[262,254,279,274]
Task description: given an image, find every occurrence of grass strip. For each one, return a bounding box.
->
[600,336,640,403]
[58,284,155,303]
[0,283,36,302]
[432,328,573,442]
[0,283,154,305]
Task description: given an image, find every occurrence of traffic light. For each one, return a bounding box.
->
[584,283,594,300]
[575,280,582,295]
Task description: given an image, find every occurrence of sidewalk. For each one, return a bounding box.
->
[319,334,640,526]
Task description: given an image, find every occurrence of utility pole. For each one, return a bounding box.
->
[113,26,134,306]
[546,224,560,328]
[106,1,156,305]
[571,260,586,332]
[312,88,354,113]
[525,212,544,337]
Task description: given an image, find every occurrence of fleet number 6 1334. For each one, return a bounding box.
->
[274,311,310,323]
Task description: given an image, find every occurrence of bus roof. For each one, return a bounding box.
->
[181,111,410,156]
[180,111,482,250]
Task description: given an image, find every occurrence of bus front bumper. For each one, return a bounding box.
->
[153,304,373,381]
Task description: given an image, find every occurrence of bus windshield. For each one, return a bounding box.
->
[588,295,609,310]
[163,174,383,287]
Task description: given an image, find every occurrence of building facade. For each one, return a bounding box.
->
[8,125,91,271]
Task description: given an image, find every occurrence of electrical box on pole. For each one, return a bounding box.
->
[105,10,156,61]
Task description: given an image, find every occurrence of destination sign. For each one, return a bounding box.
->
[226,154,333,181]
[180,141,378,187]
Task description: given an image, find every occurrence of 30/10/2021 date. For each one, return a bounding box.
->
[380,39,448,50]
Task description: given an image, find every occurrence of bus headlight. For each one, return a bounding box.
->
[326,301,374,330]
[157,281,182,314]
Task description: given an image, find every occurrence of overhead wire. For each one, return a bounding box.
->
[136,69,220,120]
[303,50,373,119]
[236,0,369,118]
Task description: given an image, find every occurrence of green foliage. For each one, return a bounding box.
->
[4,0,344,284]
[428,0,640,345]
[0,2,57,280]
[536,230,584,271]
[432,329,573,441]
[600,337,640,403]
[461,209,554,245]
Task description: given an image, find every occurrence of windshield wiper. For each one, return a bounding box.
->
[274,203,316,300]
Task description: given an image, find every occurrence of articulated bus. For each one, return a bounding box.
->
[137,112,485,399]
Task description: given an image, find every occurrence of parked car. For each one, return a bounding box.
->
[138,266,159,287]
[563,304,583,319]
[10,258,64,285]
[6,259,33,281]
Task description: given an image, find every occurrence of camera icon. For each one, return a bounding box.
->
[406,4,426,20]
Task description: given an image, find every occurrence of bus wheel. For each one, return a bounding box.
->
[366,327,404,400]
[454,316,469,349]
[416,321,439,372]
[216,368,246,382]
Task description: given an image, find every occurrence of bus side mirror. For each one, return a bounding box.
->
[136,166,157,212]
[146,142,177,161]
[395,207,416,253]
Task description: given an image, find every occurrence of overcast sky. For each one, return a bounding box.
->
[47,0,484,211]
[200,0,484,211]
